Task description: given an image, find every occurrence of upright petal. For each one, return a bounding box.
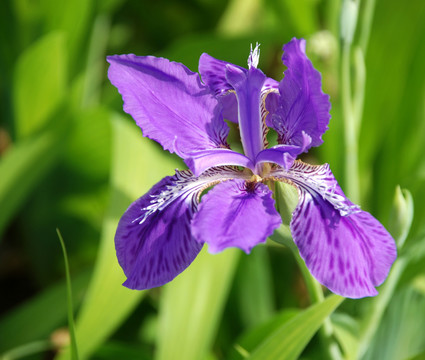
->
[199,51,280,125]
[107,55,229,157]
[271,38,331,151]
[226,65,267,162]
[191,179,282,254]
[115,167,242,290]
[198,52,242,123]
[272,161,397,298]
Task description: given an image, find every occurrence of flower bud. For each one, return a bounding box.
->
[389,186,414,249]
[340,0,358,44]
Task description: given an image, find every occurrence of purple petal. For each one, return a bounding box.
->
[255,132,312,170]
[198,52,242,123]
[107,54,229,157]
[115,168,242,289]
[191,179,282,254]
[271,38,331,151]
[273,161,396,298]
[184,148,255,176]
[226,65,267,162]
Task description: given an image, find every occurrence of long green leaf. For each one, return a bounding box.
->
[155,248,240,360]
[13,32,67,139]
[57,114,179,360]
[0,124,65,238]
[248,295,344,360]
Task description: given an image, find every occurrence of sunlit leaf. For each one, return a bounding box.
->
[247,295,344,360]
[155,248,240,360]
[362,286,425,360]
[13,32,67,139]
[230,308,300,360]
[0,122,66,238]
[57,114,179,360]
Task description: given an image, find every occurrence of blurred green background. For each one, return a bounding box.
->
[1,0,425,359]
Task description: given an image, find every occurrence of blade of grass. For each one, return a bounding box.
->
[56,229,79,360]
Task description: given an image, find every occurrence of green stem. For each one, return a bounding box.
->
[270,227,343,360]
[358,0,377,55]
[341,41,360,203]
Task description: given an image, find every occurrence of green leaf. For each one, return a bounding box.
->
[362,286,425,360]
[0,122,66,238]
[230,308,300,360]
[13,32,67,139]
[57,114,179,360]
[0,270,90,352]
[40,0,93,66]
[332,313,360,360]
[155,248,240,360]
[247,294,344,360]
[235,246,275,328]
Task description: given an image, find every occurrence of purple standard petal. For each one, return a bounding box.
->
[198,52,242,123]
[107,54,229,157]
[226,64,267,162]
[191,179,282,254]
[271,38,331,151]
[273,161,397,298]
[115,167,243,290]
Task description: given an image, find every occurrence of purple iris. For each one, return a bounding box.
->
[107,38,396,299]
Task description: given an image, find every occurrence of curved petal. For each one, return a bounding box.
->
[273,161,397,298]
[255,132,312,170]
[115,168,243,290]
[271,38,331,151]
[191,179,282,254]
[184,148,255,176]
[107,54,229,157]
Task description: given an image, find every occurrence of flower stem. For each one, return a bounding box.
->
[270,227,343,360]
[341,40,360,203]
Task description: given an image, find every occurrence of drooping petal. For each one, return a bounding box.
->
[271,38,331,151]
[191,179,282,254]
[115,167,243,290]
[107,54,229,157]
[226,64,267,162]
[272,161,397,298]
[184,148,255,177]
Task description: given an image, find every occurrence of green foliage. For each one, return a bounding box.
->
[248,295,344,360]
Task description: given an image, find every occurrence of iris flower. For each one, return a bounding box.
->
[107,38,396,298]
